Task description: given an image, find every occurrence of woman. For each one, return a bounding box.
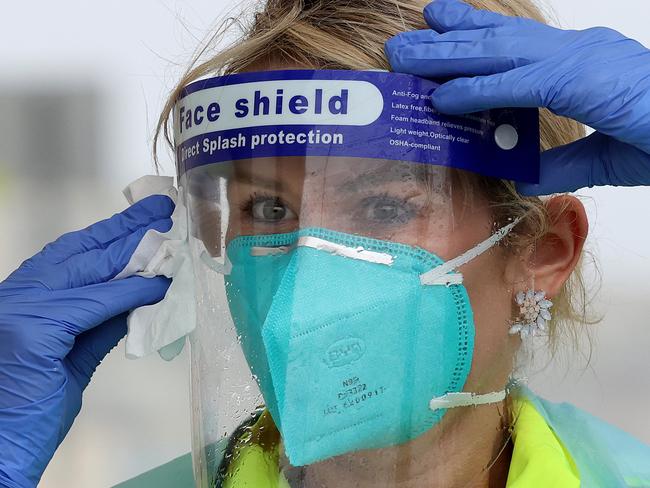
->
[1,0,649,487]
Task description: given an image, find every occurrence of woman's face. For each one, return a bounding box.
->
[226,155,520,406]
[199,153,539,485]
[184,55,590,484]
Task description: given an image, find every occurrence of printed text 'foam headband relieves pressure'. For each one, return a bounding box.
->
[173,69,540,182]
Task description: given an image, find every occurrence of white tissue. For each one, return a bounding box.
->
[115,175,196,360]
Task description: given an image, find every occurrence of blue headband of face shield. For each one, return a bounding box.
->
[174,69,540,183]
[175,70,539,467]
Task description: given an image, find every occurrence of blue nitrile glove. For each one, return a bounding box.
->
[0,195,174,488]
[385,0,650,195]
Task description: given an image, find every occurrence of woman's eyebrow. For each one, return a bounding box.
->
[232,166,301,201]
[338,164,431,192]
[233,167,281,189]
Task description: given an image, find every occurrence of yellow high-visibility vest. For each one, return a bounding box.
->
[223,397,580,487]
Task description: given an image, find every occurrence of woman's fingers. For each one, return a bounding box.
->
[35,195,174,265]
[517,133,650,195]
[49,275,171,335]
[423,0,539,32]
[428,69,543,114]
[38,217,172,290]
[386,29,537,78]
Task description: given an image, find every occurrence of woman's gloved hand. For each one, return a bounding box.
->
[0,195,173,488]
[385,0,650,195]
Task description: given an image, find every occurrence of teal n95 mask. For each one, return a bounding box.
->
[223,223,517,467]
[176,70,539,487]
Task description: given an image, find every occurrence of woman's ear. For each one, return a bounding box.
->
[525,195,588,298]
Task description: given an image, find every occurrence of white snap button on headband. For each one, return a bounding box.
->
[495,124,519,150]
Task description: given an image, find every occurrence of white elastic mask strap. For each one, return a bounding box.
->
[296,236,394,264]
[248,235,396,264]
[420,218,521,286]
[429,377,527,411]
[429,390,506,410]
[199,234,396,275]
[204,218,519,279]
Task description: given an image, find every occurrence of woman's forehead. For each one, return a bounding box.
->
[231,156,447,187]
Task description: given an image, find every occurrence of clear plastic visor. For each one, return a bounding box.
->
[183,156,507,487]
[187,155,459,254]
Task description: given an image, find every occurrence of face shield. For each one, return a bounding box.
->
[174,70,540,487]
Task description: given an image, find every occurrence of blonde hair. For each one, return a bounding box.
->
[155,0,597,361]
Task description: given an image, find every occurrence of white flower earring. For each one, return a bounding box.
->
[509,290,553,338]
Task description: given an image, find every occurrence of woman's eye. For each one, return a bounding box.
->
[357,195,414,224]
[250,197,296,222]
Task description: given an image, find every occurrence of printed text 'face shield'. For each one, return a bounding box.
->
[175,70,539,487]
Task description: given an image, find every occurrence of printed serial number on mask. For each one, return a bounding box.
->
[342,387,386,409]
[337,383,367,400]
[324,386,387,416]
